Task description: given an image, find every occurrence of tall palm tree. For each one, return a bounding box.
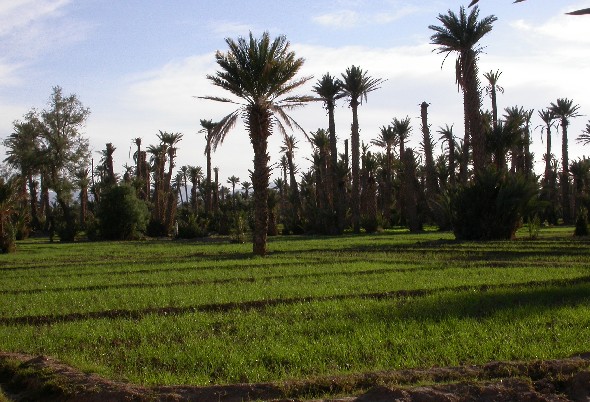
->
[3,117,41,230]
[372,125,397,224]
[188,165,203,212]
[550,98,581,224]
[420,102,438,197]
[227,175,240,207]
[178,165,190,205]
[437,124,456,188]
[200,32,312,256]
[483,70,503,131]
[313,73,345,233]
[157,131,183,232]
[241,181,251,199]
[538,109,556,184]
[429,6,497,175]
[339,65,384,233]
[199,119,218,214]
[309,129,331,216]
[392,116,412,159]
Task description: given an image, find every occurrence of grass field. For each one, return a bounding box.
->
[1,226,589,389]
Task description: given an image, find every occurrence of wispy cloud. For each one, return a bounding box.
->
[313,10,360,28]
[0,0,91,86]
[208,21,257,38]
[313,5,421,29]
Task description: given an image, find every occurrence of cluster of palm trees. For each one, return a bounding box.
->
[2,6,590,255]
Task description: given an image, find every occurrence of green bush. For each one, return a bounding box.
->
[96,185,149,240]
[452,168,538,240]
[177,213,208,239]
[574,209,589,237]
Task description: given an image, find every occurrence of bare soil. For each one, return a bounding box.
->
[1,351,589,401]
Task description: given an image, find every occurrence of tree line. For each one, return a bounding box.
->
[2,6,590,255]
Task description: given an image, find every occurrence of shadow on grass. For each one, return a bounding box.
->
[2,276,590,327]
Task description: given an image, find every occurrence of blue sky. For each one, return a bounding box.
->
[1,0,589,185]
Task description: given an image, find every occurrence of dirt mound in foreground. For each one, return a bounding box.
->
[1,352,589,401]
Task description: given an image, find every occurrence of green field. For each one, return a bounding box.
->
[1,227,589,389]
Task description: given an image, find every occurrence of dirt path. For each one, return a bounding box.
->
[1,352,589,401]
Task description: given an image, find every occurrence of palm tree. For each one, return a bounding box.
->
[188,165,203,212]
[430,6,497,175]
[372,125,397,224]
[339,65,384,233]
[309,129,331,218]
[437,124,456,188]
[569,158,590,215]
[392,116,412,159]
[420,102,438,198]
[200,32,312,255]
[3,117,41,230]
[483,70,504,131]
[158,131,183,231]
[550,98,581,224]
[577,121,590,146]
[538,109,556,184]
[199,119,218,214]
[241,181,251,199]
[313,73,346,233]
[179,165,190,205]
[227,175,240,206]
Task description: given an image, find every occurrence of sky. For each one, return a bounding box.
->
[1,0,589,187]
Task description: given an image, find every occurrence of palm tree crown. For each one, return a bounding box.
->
[429,6,497,174]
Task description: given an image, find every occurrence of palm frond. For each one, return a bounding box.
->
[211,111,239,151]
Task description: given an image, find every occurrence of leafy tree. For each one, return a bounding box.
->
[96,184,149,240]
[39,86,91,241]
[201,32,312,256]
[430,6,497,176]
[339,65,383,234]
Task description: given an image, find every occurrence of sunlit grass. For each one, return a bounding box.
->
[0,226,589,386]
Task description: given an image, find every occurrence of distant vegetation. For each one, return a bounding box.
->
[2,6,589,254]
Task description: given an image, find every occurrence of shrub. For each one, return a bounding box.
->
[96,185,149,240]
[574,209,589,237]
[177,213,208,239]
[452,168,538,240]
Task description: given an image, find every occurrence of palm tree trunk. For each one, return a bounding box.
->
[206,142,212,214]
[28,175,40,230]
[351,100,361,234]
[561,120,572,224]
[248,108,270,256]
[421,102,438,198]
[327,102,342,234]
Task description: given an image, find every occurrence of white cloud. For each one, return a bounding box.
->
[313,10,360,28]
[209,21,257,38]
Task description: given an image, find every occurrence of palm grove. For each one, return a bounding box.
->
[2,7,590,255]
